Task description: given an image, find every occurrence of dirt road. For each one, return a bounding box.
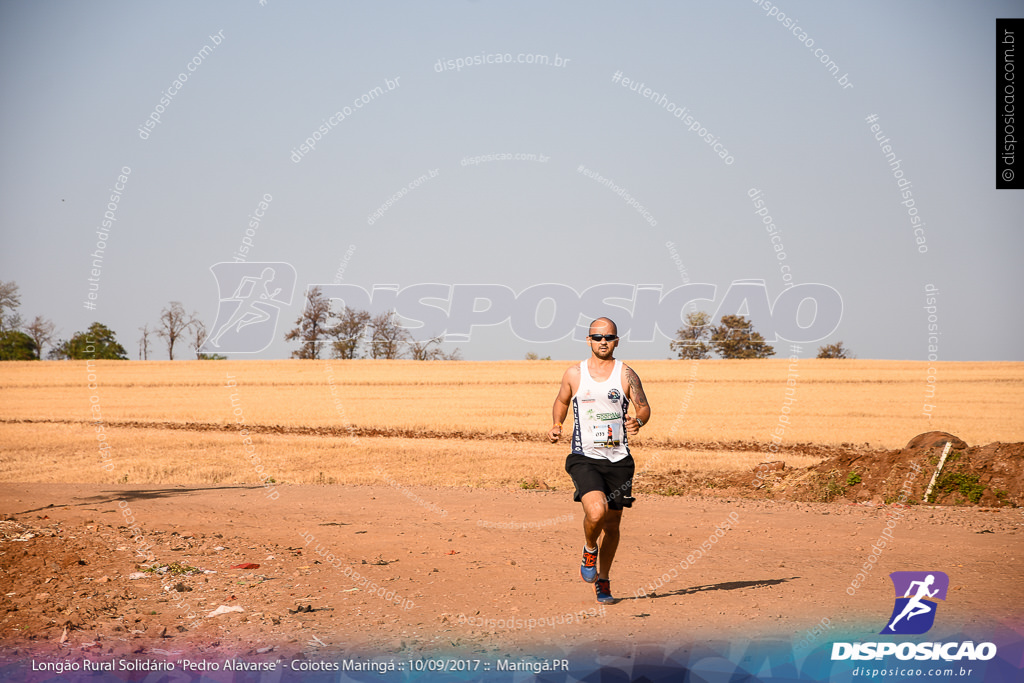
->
[1,482,1021,670]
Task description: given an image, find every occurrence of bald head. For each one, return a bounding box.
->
[589,317,617,336]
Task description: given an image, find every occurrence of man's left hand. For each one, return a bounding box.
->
[625,416,640,436]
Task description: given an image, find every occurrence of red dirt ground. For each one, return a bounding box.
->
[1,474,1022,671]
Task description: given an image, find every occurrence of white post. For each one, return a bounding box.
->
[924,441,954,503]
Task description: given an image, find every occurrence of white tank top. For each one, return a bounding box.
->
[570,359,631,462]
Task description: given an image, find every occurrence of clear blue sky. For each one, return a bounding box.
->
[1,0,1020,360]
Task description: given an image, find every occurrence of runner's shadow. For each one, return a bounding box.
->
[15,486,267,514]
[622,577,799,601]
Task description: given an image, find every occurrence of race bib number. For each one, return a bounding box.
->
[591,422,621,448]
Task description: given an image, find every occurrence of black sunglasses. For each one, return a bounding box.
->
[589,334,618,342]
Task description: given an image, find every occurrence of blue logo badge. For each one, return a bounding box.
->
[880,571,949,635]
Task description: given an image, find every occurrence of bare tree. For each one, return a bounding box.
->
[138,323,153,360]
[409,335,462,361]
[330,307,371,359]
[408,335,443,361]
[368,310,409,360]
[284,286,331,359]
[432,346,462,361]
[191,318,207,359]
[0,281,22,332]
[24,315,56,360]
[157,302,193,360]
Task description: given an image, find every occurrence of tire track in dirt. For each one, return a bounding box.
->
[0,417,851,456]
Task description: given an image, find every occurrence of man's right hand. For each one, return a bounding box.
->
[548,424,562,443]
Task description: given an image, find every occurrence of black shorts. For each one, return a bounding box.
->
[565,453,635,510]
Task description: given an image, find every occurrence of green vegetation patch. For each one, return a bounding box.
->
[929,471,985,504]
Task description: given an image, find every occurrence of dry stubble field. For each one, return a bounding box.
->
[1,359,1021,489]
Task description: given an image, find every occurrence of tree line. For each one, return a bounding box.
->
[670,311,853,359]
[285,286,462,360]
[0,281,220,360]
[0,279,852,360]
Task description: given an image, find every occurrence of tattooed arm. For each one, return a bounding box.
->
[623,364,651,434]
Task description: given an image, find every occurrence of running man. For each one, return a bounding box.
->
[206,267,283,348]
[548,317,651,604]
[888,574,939,631]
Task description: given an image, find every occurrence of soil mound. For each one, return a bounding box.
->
[801,435,1024,507]
[905,430,968,451]
[638,435,1024,507]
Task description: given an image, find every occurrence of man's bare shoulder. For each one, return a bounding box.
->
[559,362,581,392]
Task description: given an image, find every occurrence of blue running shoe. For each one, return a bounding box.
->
[595,578,615,604]
[580,547,598,583]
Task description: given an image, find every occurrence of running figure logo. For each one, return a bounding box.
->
[201,262,296,353]
[880,571,949,635]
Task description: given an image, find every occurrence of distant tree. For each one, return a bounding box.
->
[156,302,195,360]
[817,341,855,359]
[433,346,463,361]
[48,340,69,360]
[55,322,128,360]
[0,330,35,360]
[189,318,225,359]
[24,315,56,360]
[0,280,22,332]
[285,286,331,360]
[408,335,442,361]
[368,310,409,360]
[138,323,153,360]
[409,335,462,360]
[670,310,713,360]
[710,314,775,359]
[525,351,551,360]
[191,318,207,359]
[330,307,371,359]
